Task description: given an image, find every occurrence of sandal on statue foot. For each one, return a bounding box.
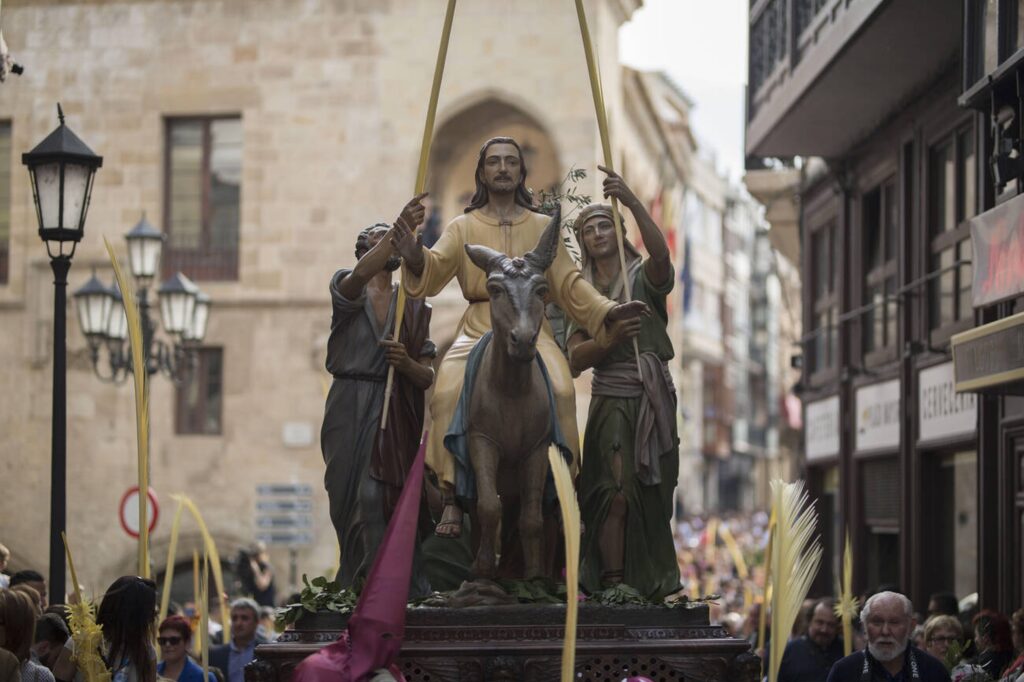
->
[434,505,463,538]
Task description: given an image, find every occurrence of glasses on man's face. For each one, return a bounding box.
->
[157,636,183,646]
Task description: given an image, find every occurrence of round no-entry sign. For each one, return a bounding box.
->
[119,486,159,539]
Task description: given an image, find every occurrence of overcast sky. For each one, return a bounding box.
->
[619,0,748,181]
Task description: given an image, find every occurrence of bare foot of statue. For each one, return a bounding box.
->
[435,503,463,538]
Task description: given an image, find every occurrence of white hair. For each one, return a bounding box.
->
[861,591,913,623]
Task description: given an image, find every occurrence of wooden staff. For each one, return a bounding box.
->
[381,0,458,430]
[574,0,641,372]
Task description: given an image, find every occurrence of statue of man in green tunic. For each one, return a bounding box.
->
[566,167,682,601]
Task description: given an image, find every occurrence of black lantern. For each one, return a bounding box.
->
[73,271,114,344]
[22,104,103,258]
[125,213,165,283]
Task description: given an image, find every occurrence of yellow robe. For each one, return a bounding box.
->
[403,208,617,486]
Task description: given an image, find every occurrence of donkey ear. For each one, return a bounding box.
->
[465,243,506,274]
[525,205,561,272]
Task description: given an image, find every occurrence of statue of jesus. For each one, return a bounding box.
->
[392,136,646,538]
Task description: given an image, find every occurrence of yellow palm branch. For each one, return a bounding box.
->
[767,480,822,682]
[62,533,111,682]
[169,494,231,637]
[833,530,859,657]
[549,445,581,682]
[104,238,150,579]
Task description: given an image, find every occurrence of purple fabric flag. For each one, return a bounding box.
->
[293,434,427,682]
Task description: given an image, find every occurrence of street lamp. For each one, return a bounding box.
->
[23,104,103,605]
[72,214,211,383]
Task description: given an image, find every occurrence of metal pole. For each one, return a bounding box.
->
[49,255,71,605]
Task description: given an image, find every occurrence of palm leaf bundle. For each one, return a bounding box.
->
[104,238,150,578]
[833,530,859,656]
[767,480,822,682]
[62,533,111,682]
[548,445,581,682]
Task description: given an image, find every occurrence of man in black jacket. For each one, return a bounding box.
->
[826,592,950,682]
[779,598,844,682]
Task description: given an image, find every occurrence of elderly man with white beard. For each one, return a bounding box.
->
[826,592,950,682]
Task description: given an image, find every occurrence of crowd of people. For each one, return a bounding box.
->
[6,528,1024,682]
[0,542,286,682]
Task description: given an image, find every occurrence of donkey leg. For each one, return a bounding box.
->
[519,445,549,579]
[469,434,501,579]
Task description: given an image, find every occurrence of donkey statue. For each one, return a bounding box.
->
[457,208,566,580]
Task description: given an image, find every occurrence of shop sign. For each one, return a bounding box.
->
[806,395,840,461]
[952,310,1024,392]
[919,362,976,444]
[855,379,900,454]
[970,192,1024,307]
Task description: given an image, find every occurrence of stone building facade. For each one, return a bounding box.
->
[0,0,799,598]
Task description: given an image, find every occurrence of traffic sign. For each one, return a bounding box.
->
[119,486,159,539]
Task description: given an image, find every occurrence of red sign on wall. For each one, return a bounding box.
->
[971,192,1024,307]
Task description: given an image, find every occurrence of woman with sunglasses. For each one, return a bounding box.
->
[156,616,214,682]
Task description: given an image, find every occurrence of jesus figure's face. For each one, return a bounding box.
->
[480,142,522,196]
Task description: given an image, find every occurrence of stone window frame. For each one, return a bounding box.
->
[163,115,242,282]
[175,346,224,436]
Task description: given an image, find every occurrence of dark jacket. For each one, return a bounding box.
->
[208,637,268,682]
[826,646,951,682]
[778,636,845,682]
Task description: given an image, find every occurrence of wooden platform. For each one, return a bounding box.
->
[248,603,760,682]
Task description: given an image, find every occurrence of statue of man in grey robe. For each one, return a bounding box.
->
[321,197,435,592]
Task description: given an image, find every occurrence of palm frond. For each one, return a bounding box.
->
[548,446,581,682]
[767,480,823,682]
[172,494,231,645]
[104,238,150,578]
[833,530,859,656]
[200,552,211,682]
[158,500,187,624]
[62,533,111,682]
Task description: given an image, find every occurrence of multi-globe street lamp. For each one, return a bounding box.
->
[73,214,211,384]
[22,104,103,604]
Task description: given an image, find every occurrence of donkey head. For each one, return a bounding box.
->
[465,207,561,362]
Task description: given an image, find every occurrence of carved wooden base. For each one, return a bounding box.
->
[248,604,759,682]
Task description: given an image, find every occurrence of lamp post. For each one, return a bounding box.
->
[73,213,211,384]
[22,104,103,604]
